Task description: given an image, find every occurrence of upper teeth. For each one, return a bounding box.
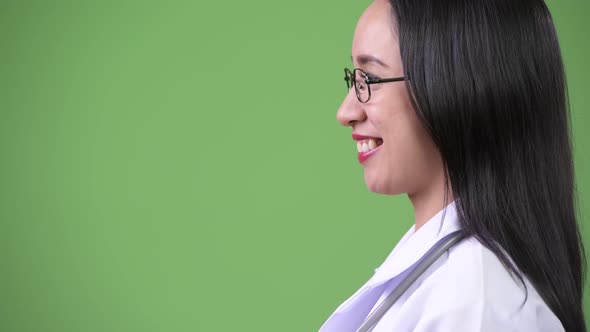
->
[357,138,379,153]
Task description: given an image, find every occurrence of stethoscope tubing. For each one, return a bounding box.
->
[356,230,466,332]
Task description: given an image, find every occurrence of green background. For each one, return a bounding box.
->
[0,1,588,331]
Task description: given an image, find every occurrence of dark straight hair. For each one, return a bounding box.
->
[387,0,586,330]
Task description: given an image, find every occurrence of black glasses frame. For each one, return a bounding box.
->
[344,67,406,103]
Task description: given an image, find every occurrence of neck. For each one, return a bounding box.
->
[408,171,454,231]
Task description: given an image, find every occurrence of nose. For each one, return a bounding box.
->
[337,88,367,127]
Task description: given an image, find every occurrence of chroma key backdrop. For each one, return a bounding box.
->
[0,0,589,331]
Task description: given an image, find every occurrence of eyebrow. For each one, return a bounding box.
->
[351,54,390,69]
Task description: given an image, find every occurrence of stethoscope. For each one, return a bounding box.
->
[356,230,467,332]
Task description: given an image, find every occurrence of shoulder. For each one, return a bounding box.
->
[409,236,564,331]
[441,236,525,306]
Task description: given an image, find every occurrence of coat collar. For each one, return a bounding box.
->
[325,200,463,321]
[364,200,461,289]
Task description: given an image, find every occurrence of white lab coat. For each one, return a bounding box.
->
[319,201,564,332]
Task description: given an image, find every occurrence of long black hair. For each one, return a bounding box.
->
[387,0,586,330]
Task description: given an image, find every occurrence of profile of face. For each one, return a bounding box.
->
[337,0,444,197]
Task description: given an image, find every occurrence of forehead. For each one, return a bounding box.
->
[351,0,398,68]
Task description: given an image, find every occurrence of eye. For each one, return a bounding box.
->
[365,72,381,81]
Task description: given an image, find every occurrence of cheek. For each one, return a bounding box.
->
[367,85,414,131]
[382,112,423,168]
[363,87,443,194]
[371,86,428,155]
[377,109,441,191]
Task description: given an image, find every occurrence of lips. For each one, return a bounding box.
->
[352,133,383,163]
[352,134,381,141]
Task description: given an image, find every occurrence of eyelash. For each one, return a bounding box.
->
[364,72,381,80]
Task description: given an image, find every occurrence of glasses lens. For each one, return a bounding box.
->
[354,69,370,103]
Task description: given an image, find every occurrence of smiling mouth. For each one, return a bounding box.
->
[357,138,384,153]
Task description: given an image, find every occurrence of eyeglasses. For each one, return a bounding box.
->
[344,67,406,103]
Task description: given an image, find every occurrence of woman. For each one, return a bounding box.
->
[319,0,586,331]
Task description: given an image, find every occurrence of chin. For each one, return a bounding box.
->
[364,172,401,195]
